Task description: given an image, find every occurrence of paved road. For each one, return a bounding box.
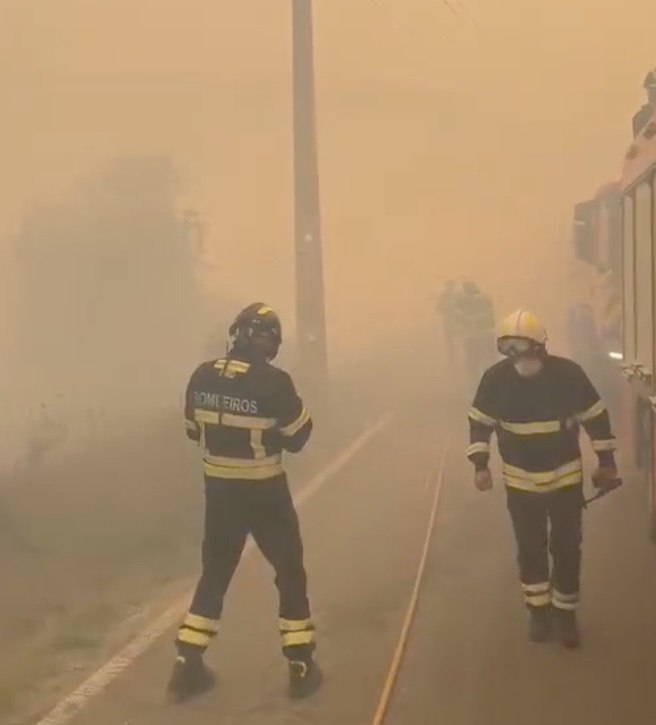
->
[47,399,449,725]
[32,386,656,725]
[387,448,656,725]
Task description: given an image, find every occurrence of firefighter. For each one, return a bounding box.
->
[436,279,460,368]
[466,309,618,648]
[632,68,656,137]
[453,281,496,387]
[167,303,322,702]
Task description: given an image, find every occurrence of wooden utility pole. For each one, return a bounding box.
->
[292,0,328,387]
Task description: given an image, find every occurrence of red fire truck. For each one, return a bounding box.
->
[569,182,622,412]
[617,108,656,541]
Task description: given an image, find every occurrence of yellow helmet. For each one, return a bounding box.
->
[497,309,547,356]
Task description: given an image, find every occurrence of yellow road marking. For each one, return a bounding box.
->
[370,440,450,725]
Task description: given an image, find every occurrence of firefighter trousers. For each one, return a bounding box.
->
[505,484,584,612]
[176,475,315,662]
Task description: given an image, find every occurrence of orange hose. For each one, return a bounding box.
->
[370,442,450,725]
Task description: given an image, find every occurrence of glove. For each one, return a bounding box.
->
[591,464,619,490]
[474,468,493,492]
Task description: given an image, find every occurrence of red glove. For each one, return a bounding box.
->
[591,464,619,490]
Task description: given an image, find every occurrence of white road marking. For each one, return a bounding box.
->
[34,412,394,725]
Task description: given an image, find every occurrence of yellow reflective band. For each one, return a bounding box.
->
[257,305,273,314]
[177,628,213,647]
[214,358,250,373]
[468,407,496,426]
[523,592,552,606]
[195,409,219,424]
[522,582,551,594]
[592,438,617,451]
[503,460,582,493]
[576,400,605,423]
[222,413,276,430]
[503,459,582,484]
[466,442,490,456]
[280,407,310,437]
[183,613,220,633]
[203,455,284,480]
[281,630,316,647]
[499,420,562,435]
[279,618,313,632]
[521,582,551,606]
[552,590,579,611]
[204,452,282,468]
[193,410,276,430]
[250,429,265,458]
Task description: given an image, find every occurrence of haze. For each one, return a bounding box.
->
[2,0,653,353]
[2,2,656,724]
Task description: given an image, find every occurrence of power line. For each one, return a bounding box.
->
[348,0,478,86]
[364,0,451,43]
[440,0,459,18]
[366,0,417,35]
[449,0,478,26]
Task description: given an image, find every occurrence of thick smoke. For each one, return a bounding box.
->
[2,156,213,464]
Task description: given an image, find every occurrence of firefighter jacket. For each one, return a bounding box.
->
[453,292,495,340]
[466,355,616,493]
[184,354,312,480]
[632,102,654,137]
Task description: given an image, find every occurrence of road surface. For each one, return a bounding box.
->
[388,450,656,725]
[31,393,656,725]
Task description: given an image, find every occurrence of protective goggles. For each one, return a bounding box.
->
[497,336,538,357]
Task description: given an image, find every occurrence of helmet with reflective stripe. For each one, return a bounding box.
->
[229,302,282,360]
[496,309,547,357]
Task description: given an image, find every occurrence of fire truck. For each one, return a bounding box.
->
[569,182,622,411]
[617,108,656,542]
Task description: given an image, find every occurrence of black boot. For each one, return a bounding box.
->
[166,655,216,703]
[553,609,581,649]
[288,658,323,699]
[527,605,552,643]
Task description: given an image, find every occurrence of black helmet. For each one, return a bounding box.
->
[643,69,656,89]
[462,280,479,295]
[228,302,282,361]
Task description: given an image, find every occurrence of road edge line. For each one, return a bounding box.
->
[33,412,394,725]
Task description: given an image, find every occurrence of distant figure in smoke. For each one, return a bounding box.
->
[22,403,67,469]
[632,68,656,137]
[452,280,496,389]
[436,279,460,368]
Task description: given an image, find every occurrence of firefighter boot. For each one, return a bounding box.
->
[553,609,581,649]
[166,655,216,703]
[527,605,552,643]
[288,658,323,699]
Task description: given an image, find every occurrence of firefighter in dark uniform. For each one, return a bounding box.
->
[632,68,656,137]
[453,281,496,387]
[466,309,618,648]
[167,303,322,701]
[436,279,460,368]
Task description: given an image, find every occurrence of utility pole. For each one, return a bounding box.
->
[292,0,328,389]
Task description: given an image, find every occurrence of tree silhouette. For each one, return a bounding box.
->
[7,155,212,417]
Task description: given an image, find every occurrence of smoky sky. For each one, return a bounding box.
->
[1,0,654,362]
